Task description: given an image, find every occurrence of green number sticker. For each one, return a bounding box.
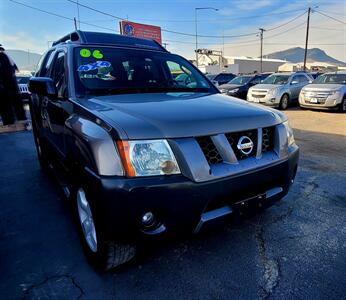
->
[80,48,91,58]
[93,50,103,59]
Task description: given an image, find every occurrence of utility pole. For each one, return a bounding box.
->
[259,28,265,73]
[303,7,311,71]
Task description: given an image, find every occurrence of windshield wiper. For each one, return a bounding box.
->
[87,86,211,95]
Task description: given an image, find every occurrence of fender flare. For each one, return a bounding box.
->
[64,114,124,176]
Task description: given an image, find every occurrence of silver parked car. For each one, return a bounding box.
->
[247,72,313,110]
[299,72,346,112]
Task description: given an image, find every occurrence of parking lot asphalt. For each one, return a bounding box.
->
[0,109,345,300]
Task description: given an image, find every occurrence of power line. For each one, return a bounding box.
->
[265,10,307,31]
[166,20,309,46]
[67,1,306,24]
[66,0,258,38]
[66,0,310,39]
[314,10,346,25]
[9,0,118,32]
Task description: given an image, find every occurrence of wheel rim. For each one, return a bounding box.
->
[77,188,98,252]
[343,99,346,112]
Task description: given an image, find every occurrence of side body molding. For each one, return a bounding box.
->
[65,115,124,176]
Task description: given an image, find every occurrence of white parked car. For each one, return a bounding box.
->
[247,72,313,110]
[299,72,346,112]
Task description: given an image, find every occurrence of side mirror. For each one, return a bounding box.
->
[28,77,57,97]
[291,80,299,85]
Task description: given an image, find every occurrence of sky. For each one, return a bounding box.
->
[0,0,345,62]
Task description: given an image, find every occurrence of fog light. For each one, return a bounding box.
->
[142,212,155,227]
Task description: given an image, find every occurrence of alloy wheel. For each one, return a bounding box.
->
[77,188,98,252]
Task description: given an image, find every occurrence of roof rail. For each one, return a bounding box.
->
[52,31,84,46]
[51,30,167,52]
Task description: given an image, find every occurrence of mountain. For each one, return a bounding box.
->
[5,49,42,72]
[266,47,346,66]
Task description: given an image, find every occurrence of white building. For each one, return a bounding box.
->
[278,61,340,72]
[198,55,286,75]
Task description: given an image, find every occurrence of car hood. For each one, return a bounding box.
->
[82,93,284,139]
[218,84,242,90]
[302,83,344,92]
[251,84,282,90]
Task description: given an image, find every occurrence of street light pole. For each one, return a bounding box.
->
[195,7,218,68]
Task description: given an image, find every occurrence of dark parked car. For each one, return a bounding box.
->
[219,74,270,99]
[212,72,236,86]
[29,31,299,270]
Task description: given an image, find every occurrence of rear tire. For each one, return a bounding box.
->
[31,119,50,172]
[75,187,136,271]
[279,94,289,110]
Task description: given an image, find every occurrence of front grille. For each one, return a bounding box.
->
[196,136,223,164]
[252,94,266,98]
[305,99,326,104]
[262,127,275,152]
[196,127,275,165]
[225,129,257,160]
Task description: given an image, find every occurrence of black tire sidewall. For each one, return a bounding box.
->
[280,94,289,110]
[340,97,346,113]
[31,119,50,171]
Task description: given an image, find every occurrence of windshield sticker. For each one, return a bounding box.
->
[78,61,115,81]
[92,50,103,59]
[79,48,91,58]
[77,61,111,72]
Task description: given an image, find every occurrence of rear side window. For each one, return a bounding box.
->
[51,51,67,98]
[38,50,55,77]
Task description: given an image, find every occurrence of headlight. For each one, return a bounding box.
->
[228,88,239,93]
[283,121,295,146]
[267,88,277,97]
[117,140,180,176]
[330,90,340,97]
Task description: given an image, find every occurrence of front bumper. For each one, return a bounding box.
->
[247,93,280,107]
[299,94,342,110]
[82,146,299,240]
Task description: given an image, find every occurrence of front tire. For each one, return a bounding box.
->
[75,188,136,271]
[339,97,346,113]
[279,94,289,110]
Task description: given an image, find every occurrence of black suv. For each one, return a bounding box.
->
[29,31,299,270]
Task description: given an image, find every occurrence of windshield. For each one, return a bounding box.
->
[74,47,215,96]
[228,76,252,85]
[17,76,30,84]
[206,74,216,80]
[313,74,346,84]
[214,73,235,81]
[262,75,289,85]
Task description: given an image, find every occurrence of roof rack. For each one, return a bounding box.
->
[52,30,167,52]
